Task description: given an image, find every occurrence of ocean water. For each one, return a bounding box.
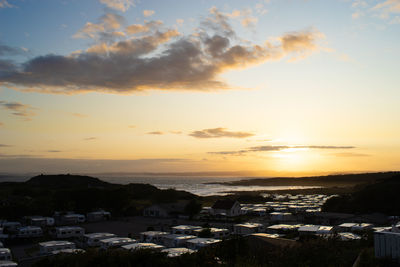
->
[0,174,321,196]
[96,175,321,196]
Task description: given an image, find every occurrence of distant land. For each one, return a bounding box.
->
[215,171,400,187]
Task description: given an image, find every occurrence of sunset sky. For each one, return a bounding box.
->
[0,0,399,175]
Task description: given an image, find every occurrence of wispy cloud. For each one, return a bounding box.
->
[189,128,254,139]
[71,113,88,118]
[47,150,62,153]
[209,145,356,155]
[351,0,400,23]
[147,131,164,135]
[0,7,325,94]
[0,101,36,120]
[0,43,28,56]
[0,0,14,9]
[143,10,155,17]
[331,152,370,157]
[83,137,98,141]
[99,0,134,12]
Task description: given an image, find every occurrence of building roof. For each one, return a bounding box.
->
[84,233,115,239]
[0,261,18,267]
[161,248,195,257]
[212,199,237,210]
[39,241,74,247]
[0,248,10,255]
[122,243,164,250]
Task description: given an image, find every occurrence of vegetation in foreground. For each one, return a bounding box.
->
[33,236,397,267]
[323,175,400,215]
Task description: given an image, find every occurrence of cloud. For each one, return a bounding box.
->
[331,152,370,157]
[71,113,87,118]
[128,125,136,128]
[0,43,28,57]
[0,0,13,8]
[0,157,191,173]
[0,122,3,127]
[209,145,356,155]
[0,8,325,94]
[0,101,36,119]
[143,10,155,17]
[352,0,400,22]
[147,131,164,135]
[170,131,182,134]
[47,150,62,153]
[189,128,254,139]
[83,137,97,141]
[125,20,163,35]
[99,0,134,12]
[0,144,12,147]
[73,13,125,41]
[176,19,184,25]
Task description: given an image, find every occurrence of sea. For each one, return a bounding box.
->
[0,173,320,196]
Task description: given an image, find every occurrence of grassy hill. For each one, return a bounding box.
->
[218,172,399,188]
[322,174,400,215]
[0,174,199,220]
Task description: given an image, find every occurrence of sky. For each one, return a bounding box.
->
[0,0,399,175]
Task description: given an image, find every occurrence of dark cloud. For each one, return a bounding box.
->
[0,43,27,56]
[0,101,36,119]
[189,128,254,139]
[0,157,190,173]
[210,145,356,155]
[47,150,62,153]
[0,8,324,94]
[0,144,12,147]
[147,131,164,135]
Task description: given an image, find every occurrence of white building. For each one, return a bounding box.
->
[298,225,334,236]
[338,232,362,241]
[161,234,196,248]
[233,223,264,235]
[100,237,136,250]
[17,226,43,238]
[171,225,202,235]
[267,224,301,234]
[82,233,116,247]
[54,226,85,238]
[374,229,400,262]
[1,222,21,232]
[337,223,373,232]
[39,241,75,255]
[270,212,293,222]
[193,228,230,239]
[0,249,11,261]
[161,248,195,257]
[121,243,164,251]
[0,261,18,267]
[186,238,221,250]
[61,214,86,224]
[140,231,168,243]
[86,211,111,222]
[211,200,241,217]
[25,216,54,227]
[51,248,84,255]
